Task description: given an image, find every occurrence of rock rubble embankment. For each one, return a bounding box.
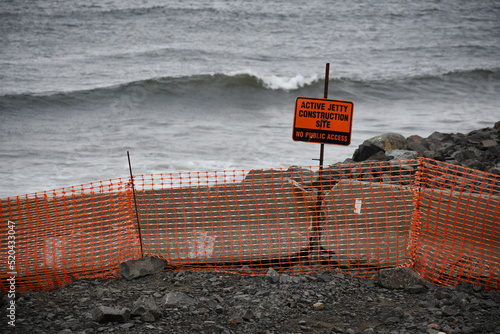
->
[1,264,499,334]
[350,121,500,175]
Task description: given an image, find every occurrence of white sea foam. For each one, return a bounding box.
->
[259,74,320,91]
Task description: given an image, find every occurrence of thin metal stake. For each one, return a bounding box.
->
[311,63,330,265]
[127,151,144,257]
[317,63,330,188]
[319,62,330,168]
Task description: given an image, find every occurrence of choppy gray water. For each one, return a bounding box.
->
[1,0,499,197]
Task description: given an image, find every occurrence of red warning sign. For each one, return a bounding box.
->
[293,96,354,145]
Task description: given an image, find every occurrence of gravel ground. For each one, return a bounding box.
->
[2,266,499,334]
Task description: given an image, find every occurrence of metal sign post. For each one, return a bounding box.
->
[291,62,355,264]
[319,62,330,168]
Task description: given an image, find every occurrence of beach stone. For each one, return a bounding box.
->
[162,291,198,307]
[241,309,255,321]
[434,289,452,300]
[279,273,295,284]
[361,329,376,334]
[467,128,495,142]
[131,295,162,322]
[441,305,460,316]
[266,268,280,283]
[378,267,426,289]
[92,306,131,323]
[120,255,166,280]
[405,284,427,294]
[313,302,325,310]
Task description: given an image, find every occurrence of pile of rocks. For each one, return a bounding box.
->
[350,121,500,175]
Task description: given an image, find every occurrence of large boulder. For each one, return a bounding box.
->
[321,180,414,267]
[136,178,315,264]
[120,255,166,280]
[353,133,407,161]
[406,134,428,155]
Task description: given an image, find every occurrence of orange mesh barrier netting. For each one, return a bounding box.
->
[1,158,498,293]
[131,161,420,277]
[0,178,141,293]
[133,169,315,273]
[412,159,500,289]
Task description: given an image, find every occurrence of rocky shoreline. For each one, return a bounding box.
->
[349,121,500,175]
[1,123,499,334]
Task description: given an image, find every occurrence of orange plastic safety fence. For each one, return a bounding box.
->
[412,158,500,289]
[133,161,420,278]
[0,178,141,293]
[1,158,498,293]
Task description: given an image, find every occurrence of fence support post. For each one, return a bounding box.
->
[409,157,425,269]
[127,151,144,257]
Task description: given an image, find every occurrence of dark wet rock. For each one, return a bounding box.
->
[418,124,500,174]
[131,295,162,322]
[406,134,428,154]
[350,121,500,175]
[378,267,426,289]
[352,140,385,161]
[241,308,255,321]
[353,132,407,161]
[92,305,131,323]
[266,267,280,283]
[162,291,197,307]
[405,284,428,294]
[120,255,166,280]
[434,288,453,300]
[279,273,297,284]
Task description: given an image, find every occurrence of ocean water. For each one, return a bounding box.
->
[1,0,499,198]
